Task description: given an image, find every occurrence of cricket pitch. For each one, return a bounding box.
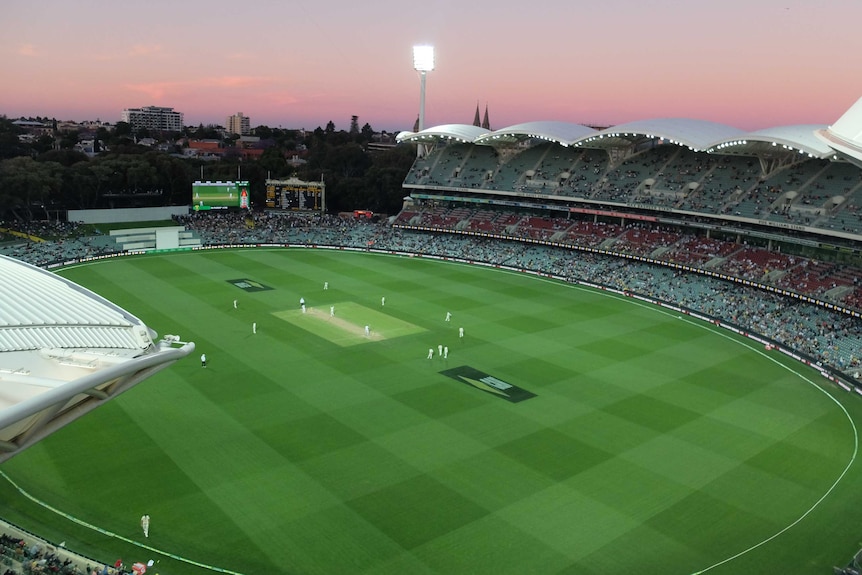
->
[272,302,424,347]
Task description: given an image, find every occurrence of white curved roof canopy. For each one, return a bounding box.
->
[398,100,862,162]
[816,96,862,165]
[574,118,745,151]
[474,121,599,146]
[708,125,832,158]
[0,255,194,463]
[396,124,490,144]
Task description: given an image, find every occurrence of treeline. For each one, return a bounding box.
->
[0,116,416,221]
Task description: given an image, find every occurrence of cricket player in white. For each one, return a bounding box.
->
[444,346,448,359]
[200,353,206,368]
[301,304,306,313]
[233,299,237,309]
[427,348,434,359]
[252,322,257,334]
[445,312,451,322]
[459,327,464,339]
[141,514,150,538]
[299,297,305,308]
[438,344,443,356]
[365,325,370,336]
[330,306,335,317]
[324,282,328,290]
[381,296,385,306]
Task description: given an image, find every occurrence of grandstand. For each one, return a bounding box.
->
[397,98,862,245]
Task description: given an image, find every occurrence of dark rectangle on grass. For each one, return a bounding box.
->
[441,366,536,403]
[227,278,273,292]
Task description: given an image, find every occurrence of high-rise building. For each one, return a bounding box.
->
[226,112,250,135]
[121,106,184,132]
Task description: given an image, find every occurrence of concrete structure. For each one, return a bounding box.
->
[121,105,184,132]
[226,112,251,135]
[68,206,189,224]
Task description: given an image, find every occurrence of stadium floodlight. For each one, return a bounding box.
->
[413,45,434,157]
[413,45,435,72]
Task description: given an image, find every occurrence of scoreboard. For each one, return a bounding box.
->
[192,181,249,210]
[266,178,325,212]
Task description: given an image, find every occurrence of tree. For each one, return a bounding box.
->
[57,130,80,150]
[360,123,374,143]
[192,124,222,140]
[0,117,29,159]
[253,125,272,140]
[37,149,88,167]
[259,148,288,177]
[114,122,132,138]
[32,134,55,155]
[0,157,63,220]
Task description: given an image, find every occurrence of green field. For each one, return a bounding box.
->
[1,248,861,575]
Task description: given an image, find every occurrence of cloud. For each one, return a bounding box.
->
[124,76,284,101]
[210,76,270,89]
[128,44,163,57]
[125,82,171,100]
[17,44,36,57]
[91,44,164,62]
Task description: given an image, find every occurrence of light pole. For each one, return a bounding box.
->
[413,45,434,157]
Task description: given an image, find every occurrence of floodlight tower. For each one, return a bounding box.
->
[413,45,434,157]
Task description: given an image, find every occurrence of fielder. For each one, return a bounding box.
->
[381,296,385,306]
[438,344,443,356]
[330,305,335,317]
[141,514,150,538]
[252,322,257,334]
[459,327,464,339]
[233,299,237,309]
[444,346,448,359]
[365,325,371,337]
[324,282,328,290]
[427,348,434,359]
[445,312,451,322]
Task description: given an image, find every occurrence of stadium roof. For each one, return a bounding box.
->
[396,124,490,144]
[0,255,194,463]
[573,118,744,151]
[396,109,859,161]
[473,122,598,146]
[815,96,862,166]
[705,125,832,159]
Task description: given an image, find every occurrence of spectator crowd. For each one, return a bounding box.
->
[2,210,862,382]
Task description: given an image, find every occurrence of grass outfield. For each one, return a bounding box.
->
[1,248,862,575]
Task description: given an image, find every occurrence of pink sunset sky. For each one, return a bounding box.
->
[3,0,862,133]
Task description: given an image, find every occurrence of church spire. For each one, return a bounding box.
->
[473,102,481,127]
[482,103,490,130]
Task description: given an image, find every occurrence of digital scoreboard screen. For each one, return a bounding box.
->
[266,179,324,211]
[192,181,250,211]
